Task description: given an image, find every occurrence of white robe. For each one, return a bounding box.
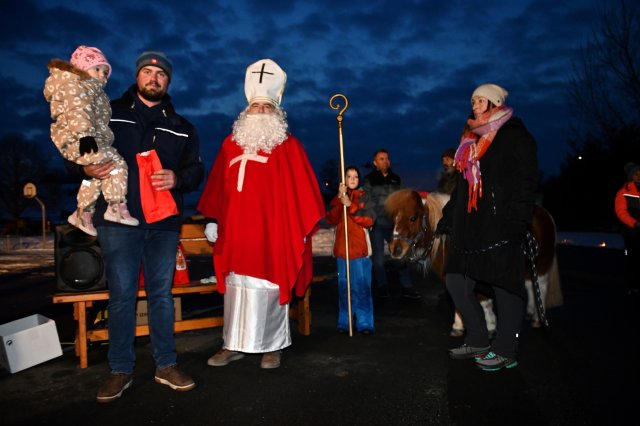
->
[222,273,291,353]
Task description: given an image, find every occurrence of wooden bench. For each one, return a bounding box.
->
[52,224,312,369]
[52,284,222,369]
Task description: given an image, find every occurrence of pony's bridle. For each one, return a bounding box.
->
[391,213,436,263]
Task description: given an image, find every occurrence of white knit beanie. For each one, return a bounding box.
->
[472,83,509,107]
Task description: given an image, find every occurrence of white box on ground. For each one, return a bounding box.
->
[136,297,182,325]
[0,314,63,374]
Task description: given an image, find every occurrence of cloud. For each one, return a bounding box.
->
[0,0,606,193]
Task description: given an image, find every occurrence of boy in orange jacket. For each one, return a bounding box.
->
[326,166,376,334]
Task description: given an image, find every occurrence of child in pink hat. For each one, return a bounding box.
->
[44,45,138,236]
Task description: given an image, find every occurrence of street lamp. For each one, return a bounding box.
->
[23,183,46,249]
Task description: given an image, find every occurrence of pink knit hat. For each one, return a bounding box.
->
[70,45,112,77]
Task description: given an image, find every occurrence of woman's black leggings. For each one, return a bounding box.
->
[446,273,525,358]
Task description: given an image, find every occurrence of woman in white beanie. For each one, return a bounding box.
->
[436,83,539,371]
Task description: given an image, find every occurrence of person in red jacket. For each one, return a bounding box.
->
[614,162,640,295]
[326,166,376,334]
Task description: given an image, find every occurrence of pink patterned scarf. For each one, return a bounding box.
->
[454,106,513,212]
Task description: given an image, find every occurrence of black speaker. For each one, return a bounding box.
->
[55,224,106,291]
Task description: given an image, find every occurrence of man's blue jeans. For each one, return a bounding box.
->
[97,226,179,374]
[370,222,412,289]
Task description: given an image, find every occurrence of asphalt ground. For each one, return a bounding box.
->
[0,245,637,426]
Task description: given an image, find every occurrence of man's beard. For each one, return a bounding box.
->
[232,108,288,154]
[138,84,166,102]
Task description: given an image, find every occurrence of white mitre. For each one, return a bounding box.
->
[244,59,287,106]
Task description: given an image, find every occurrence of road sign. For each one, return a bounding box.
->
[23,183,37,199]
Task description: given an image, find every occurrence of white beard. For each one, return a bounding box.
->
[232,109,289,154]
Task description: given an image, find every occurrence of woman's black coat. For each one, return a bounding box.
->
[441,116,538,298]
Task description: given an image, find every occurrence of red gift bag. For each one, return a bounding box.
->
[136,149,178,223]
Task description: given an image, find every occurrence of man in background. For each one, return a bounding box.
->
[362,149,420,299]
[615,162,640,296]
[437,147,457,195]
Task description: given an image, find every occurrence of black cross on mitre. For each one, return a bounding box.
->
[252,62,274,84]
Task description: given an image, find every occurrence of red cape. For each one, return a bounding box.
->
[197,134,325,304]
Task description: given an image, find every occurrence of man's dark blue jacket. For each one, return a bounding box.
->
[66,85,204,231]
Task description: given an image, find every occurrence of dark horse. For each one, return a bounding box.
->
[385,189,562,331]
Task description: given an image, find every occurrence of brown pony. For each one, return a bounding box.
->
[385,189,562,330]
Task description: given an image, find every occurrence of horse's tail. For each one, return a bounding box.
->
[545,253,563,309]
[425,193,449,281]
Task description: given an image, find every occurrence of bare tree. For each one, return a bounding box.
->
[544,1,640,231]
[568,0,640,140]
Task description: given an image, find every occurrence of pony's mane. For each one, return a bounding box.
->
[385,189,423,217]
[424,192,449,230]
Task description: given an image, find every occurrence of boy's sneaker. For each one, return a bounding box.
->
[154,365,196,391]
[104,202,139,226]
[96,373,132,403]
[68,210,97,237]
[448,343,490,360]
[475,351,518,371]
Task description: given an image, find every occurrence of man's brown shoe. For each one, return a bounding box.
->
[207,349,245,367]
[154,365,196,391]
[260,351,281,369]
[96,373,132,403]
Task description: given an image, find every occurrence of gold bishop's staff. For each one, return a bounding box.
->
[329,94,353,336]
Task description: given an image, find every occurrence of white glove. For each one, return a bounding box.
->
[204,223,218,243]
